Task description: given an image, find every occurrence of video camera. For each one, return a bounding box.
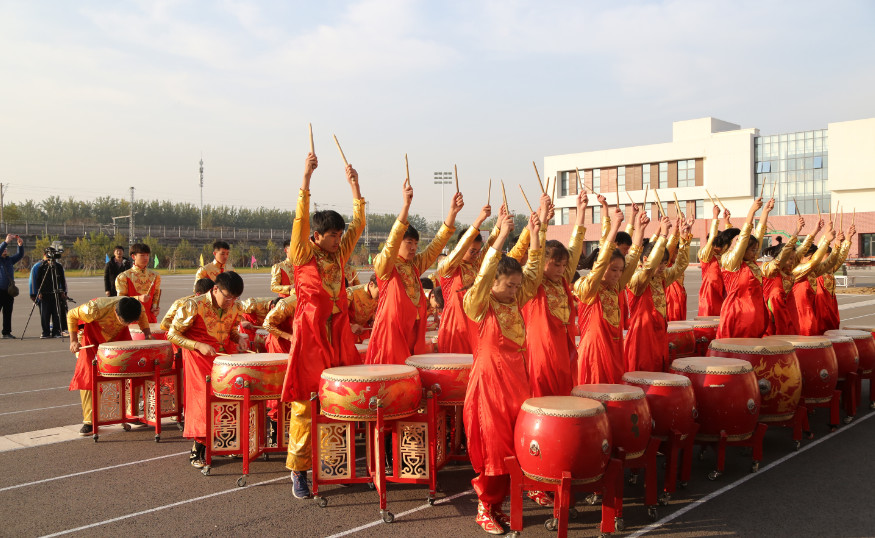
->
[44,241,64,261]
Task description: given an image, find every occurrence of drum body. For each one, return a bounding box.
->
[210,353,288,400]
[831,329,875,374]
[708,338,801,423]
[356,343,368,361]
[764,336,838,405]
[622,372,697,438]
[571,384,651,459]
[671,357,760,441]
[667,322,696,358]
[253,329,270,353]
[319,365,422,421]
[97,340,174,377]
[129,323,167,341]
[405,354,473,406]
[514,396,611,484]
[694,315,720,323]
[689,319,719,349]
[823,335,859,381]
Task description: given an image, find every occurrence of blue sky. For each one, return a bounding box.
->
[1,0,874,223]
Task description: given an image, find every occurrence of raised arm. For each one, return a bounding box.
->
[563,191,589,283]
[721,197,763,272]
[628,217,670,294]
[664,217,693,285]
[764,216,803,278]
[754,198,775,245]
[620,211,650,288]
[793,223,835,282]
[519,209,545,305]
[290,153,318,265]
[574,207,623,304]
[338,165,367,264]
[464,214,512,322]
[698,205,721,263]
[374,179,413,279]
[597,194,610,248]
[414,191,461,274]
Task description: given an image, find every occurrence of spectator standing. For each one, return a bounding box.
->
[104,246,131,297]
[0,234,25,338]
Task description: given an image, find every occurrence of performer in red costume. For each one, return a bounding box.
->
[762,215,806,335]
[716,197,774,339]
[463,210,543,535]
[263,295,296,353]
[664,221,690,321]
[575,208,648,384]
[792,221,836,335]
[280,152,365,500]
[116,243,161,323]
[238,296,279,345]
[365,179,459,365]
[270,239,295,298]
[523,191,583,397]
[697,205,732,316]
[815,224,854,332]
[167,271,245,468]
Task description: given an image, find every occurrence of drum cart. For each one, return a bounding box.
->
[696,422,768,480]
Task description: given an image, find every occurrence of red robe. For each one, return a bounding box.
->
[278,270,293,298]
[625,285,668,372]
[181,316,233,440]
[792,279,819,336]
[815,275,840,333]
[698,259,724,316]
[437,267,476,354]
[365,265,429,365]
[70,321,132,391]
[577,288,625,384]
[464,305,531,476]
[281,257,360,402]
[522,281,577,397]
[125,278,157,323]
[717,264,767,339]
[266,314,294,354]
[763,274,797,336]
[665,280,687,321]
[239,312,261,343]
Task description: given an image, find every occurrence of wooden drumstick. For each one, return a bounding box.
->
[454,164,460,193]
[487,178,492,206]
[614,174,620,207]
[713,193,727,212]
[308,123,314,155]
[500,179,509,211]
[552,175,557,201]
[853,207,856,226]
[771,177,777,198]
[626,191,636,206]
[704,189,717,207]
[652,188,666,218]
[333,134,349,167]
[816,199,821,219]
[79,344,97,350]
[672,192,684,219]
[405,153,410,186]
[533,161,546,194]
[642,187,648,209]
[576,167,587,193]
[793,197,800,215]
[518,184,534,214]
[759,177,766,198]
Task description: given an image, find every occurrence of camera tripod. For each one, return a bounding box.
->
[20,257,74,339]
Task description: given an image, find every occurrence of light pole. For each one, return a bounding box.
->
[199,157,204,229]
[433,171,453,221]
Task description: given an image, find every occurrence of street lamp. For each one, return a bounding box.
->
[433,171,453,220]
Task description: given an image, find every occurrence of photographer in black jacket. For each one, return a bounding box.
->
[104,245,131,297]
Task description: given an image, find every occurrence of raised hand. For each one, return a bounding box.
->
[577,191,589,212]
[723,208,732,220]
[530,211,542,233]
[765,198,775,212]
[402,178,414,206]
[475,205,491,228]
[848,224,856,239]
[637,211,650,228]
[449,192,464,216]
[499,212,514,236]
[794,216,805,236]
[304,153,318,178]
[712,204,721,219]
[597,193,608,208]
[816,218,825,232]
[4,234,13,243]
[660,216,671,236]
[837,230,845,243]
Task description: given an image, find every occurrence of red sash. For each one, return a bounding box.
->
[365,265,429,365]
[181,315,232,440]
[522,283,577,397]
[69,320,132,391]
[126,277,157,323]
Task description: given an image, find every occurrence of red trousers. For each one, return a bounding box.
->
[472,473,510,505]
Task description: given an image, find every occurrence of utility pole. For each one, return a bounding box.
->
[433,171,453,222]
[129,187,135,245]
[365,201,370,252]
[199,157,204,229]
[0,183,6,226]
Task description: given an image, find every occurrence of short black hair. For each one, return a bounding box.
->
[213,240,230,251]
[312,210,346,235]
[129,243,150,256]
[214,271,244,297]
[774,236,784,244]
[283,239,291,248]
[115,297,142,323]
[715,229,740,250]
[496,255,523,278]
[579,248,599,270]
[369,273,378,285]
[642,241,664,265]
[610,249,626,265]
[270,297,281,308]
[544,240,569,264]
[194,278,215,295]
[762,244,784,258]
[615,232,632,247]
[432,286,444,309]
[806,244,818,256]
[420,277,434,290]
[113,245,125,252]
[403,225,420,242]
[456,227,484,244]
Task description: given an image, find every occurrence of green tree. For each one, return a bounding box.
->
[172,239,198,270]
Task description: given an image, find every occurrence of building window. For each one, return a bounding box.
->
[559,207,570,225]
[862,234,875,257]
[642,164,650,190]
[755,162,771,173]
[592,206,600,224]
[696,200,704,219]
[593,168,601,191]
[658,162,668,189]
[677,159,695,187]
[813,157,822,169]
[617,166,626,191]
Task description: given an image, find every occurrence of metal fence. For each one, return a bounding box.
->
[1,221,291,241]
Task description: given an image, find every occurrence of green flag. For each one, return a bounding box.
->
[153,255,159,268]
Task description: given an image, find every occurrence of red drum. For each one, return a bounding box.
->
[97,340,174,377]
[667,322,696,358]
[834,328,875,374]
[128,323,167,341]
[571,384,651,459]
[405,354,473,406]
[210,353,287,400]
[763,336,838,406]
[253,329,269,353]
[670,357,760,441]
[319,365,422,421]
[356,343,368,361]
[514,396,611,484]
[622,372,697,438]
[689,319,720,348]
[708,338,801,423]
[823,334,859,381]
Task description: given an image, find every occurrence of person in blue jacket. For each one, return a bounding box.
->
[0,234,25,338]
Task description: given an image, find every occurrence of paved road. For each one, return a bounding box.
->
[1,271,874,537]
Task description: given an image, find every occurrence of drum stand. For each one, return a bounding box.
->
[837,372,860,423]
[696,422,768,480]
[803,390,842,435]
[655,424,699,503]
[861,368,875,410]
[90,356,183,443]
[619,438,663,521]
[201,378,265,487]
[760,405,809,451]
[504,455,624,538]
[310,391,444,523]
[445,405,468,462]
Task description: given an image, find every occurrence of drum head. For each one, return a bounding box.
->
[709,338,794,355]
[826,329,873,341]
[212,353,289,367]
[824,334,854,345]
[98,340,172,351]
[843,325,875,334]
[763,335,832,349]
[356,343,368,353]
[694,316,720,322]
[571,384,644,401]
[671,356,753,374]
[667,321,695,333]
[689,320,720,329]
[622,371,691,387]
[521,396,604,417]
[322,364,418,381]
[406,353,474,369]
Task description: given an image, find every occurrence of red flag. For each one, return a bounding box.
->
[250,255,256,268]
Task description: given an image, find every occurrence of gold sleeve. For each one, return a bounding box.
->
[270,263,294,296]
[663,236,690,285]
[437,226,479,279]
[152,273,161,311]
[339,197,367,264]
[832,240,851,273]
[518,248,545,305]
[476,225,500,267]
[114,273,128,296]
[598,214,610,249]
[290,189,314,266]
[666,233,680,262]
[464,247,500,323]
[720,222,753,273]
[629,236,667,295]
[754,215,769,245]
[814,245,841,277]
[167,298,201,351]
[564,225,587,283]
[67,299,98,332]
[374,219,407,280]
[763,235,798,278]
[621,244,643,289]
[228,304,242,344]
[194,265,207,282]
[415,223,456,275]
[792,236,830,282]
[136,306,149,331]
[160,297,187,332]
[263,297,297,337]
[624,220,635,236]
[698,218,720,263]
[795,233,816,260]
[508,227,530,263]
[574,242,616,305]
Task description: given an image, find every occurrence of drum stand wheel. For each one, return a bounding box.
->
[92,434,99,443]
[544,517,558,531]
[568,507,579,520]
[201,465,211,476]
[315,495,328,508]
[176,421,185,431]
[122,423,132,432]
[154,434,160,443]
[614,517,625,531]
[380,510,394,523]
[236,475,247,488]
[707,470,722,481]
[647,506,659,521]
[427,495,436,506]
[750,461,759,473]
[658,491,671,505]
[585,493,602,505]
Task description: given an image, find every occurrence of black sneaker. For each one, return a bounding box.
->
[190,441,206,468]
[292,471,311,499]
[1,334,15,339]
[79,424,93,436]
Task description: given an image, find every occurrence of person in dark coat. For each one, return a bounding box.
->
[0,234,25,338]
[104,245,131,297]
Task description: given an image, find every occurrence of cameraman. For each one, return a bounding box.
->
[1,234,25,339]
[29,248,68,339]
